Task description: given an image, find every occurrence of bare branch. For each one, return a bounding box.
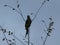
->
[0,25,9,45]
[12,35,26,45]
[4,4,25,22]
[32,0,49,21]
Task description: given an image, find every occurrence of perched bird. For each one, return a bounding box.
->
[25,15,32,38]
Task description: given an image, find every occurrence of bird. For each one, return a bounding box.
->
[25,15,32,38]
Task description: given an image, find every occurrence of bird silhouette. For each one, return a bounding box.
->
[25,15,32,38]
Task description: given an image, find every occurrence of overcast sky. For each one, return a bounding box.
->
[0,0,60,45]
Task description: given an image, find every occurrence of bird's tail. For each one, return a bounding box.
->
[25,28,29,38]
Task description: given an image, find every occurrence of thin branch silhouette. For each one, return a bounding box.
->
[43,32,48,45]
[0,25,9,45]
[41,17,54,45]
[0,25,26,45]
[42,20,48,29]
[13,29,16,45]
[4,4,25,22]
[12,35,26,45]
[16,0,25,22]
[28,29,30,45]
[32,0,49,21]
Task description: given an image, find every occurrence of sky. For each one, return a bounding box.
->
[0,0,60,45]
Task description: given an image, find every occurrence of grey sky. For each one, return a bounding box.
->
[0,0,60,45]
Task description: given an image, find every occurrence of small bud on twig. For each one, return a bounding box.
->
[4,5,7,7]
[17,4,19,8]
[12,8,15,10]
[2,38,5,41]
[47,0,49,1]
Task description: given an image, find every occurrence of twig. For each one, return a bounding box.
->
[13,29,16,45]
[4,4,25,22]
[20,33,33,45]
[43,33,48,45]
[32,0,48,21]
[42,17,54,45]
[0,25,9,45]
[2,32,9,45]
[12,35,26,45]
[42,20,48,29]
[28,29,30,45]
